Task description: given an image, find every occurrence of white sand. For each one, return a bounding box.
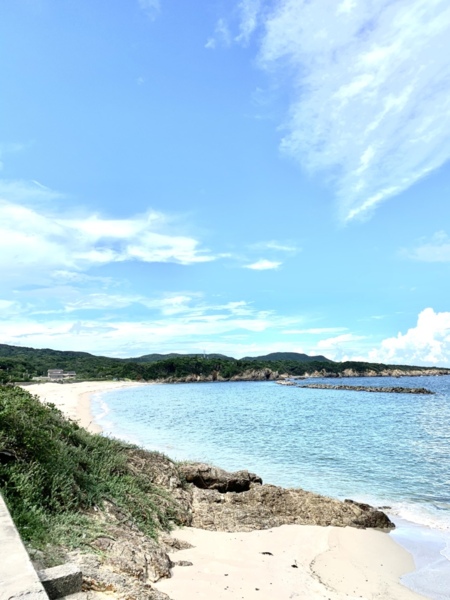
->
[21,380,147,433]
[155,526,428,600]
[22,381,429,600]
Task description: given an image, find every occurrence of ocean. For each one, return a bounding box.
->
[92,375,450,600]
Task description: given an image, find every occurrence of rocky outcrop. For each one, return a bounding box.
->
[189,483,393,532]
[178,463,262,492]
[301,367,450,378]
[154,366,450,384]
[157,369,281,383]
[42,455,393,599]
[126,449,192,526]
[178,462,393,532]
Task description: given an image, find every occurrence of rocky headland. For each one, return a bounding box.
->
[155,366,450,384]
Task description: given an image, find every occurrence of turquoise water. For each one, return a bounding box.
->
[92,376,450,599]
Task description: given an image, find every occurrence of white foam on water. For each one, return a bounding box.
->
[388,501,450,532]
[390,516,450,600]
[91,394,110,421]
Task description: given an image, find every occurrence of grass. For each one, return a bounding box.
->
[0,386,180,554]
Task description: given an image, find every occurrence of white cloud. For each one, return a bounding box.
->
[255,0,450,221]
[0,296,303,357]
[245,258,281,270]
[236,0,263,44]
[206,18,232,50]
[283,327,347,335]
[138,0,160,19]
[0,179,63,204]
[403,231,450,262]
[0,183,214,281]
[308,332,367,361]
[0,143,28,171]
[368,308,450,367]
[252,239,299,253]
[316,333,366,349]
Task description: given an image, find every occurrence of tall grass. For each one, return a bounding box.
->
[0,386,178,550]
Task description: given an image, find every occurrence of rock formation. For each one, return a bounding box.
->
[178,463,393,532]
[47,453,393,599]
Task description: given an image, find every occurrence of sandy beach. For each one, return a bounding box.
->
[155,525,427,600]
[21,380,147,434]
[22,381,428,600]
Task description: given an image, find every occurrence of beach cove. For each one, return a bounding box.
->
[23,379,450,599]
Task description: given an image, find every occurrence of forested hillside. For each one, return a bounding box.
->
[0,343,447,383]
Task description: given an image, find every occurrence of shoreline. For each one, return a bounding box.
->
[22,380,429,600]
[21,380,149,434]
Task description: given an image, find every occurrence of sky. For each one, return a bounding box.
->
[1,0,450,366]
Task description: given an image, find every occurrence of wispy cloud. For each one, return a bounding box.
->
[0,181,214,282]
[252,239,299,253]
[236,0,263,44]
[0,294,303,357]
[138,0,160,20]
[283,327,348,335]
[316,333,366,349]
[0,143,29,171]
[244,258,281,270]
[205,18,232,49]
[0,179,63,204]
[368,308,450,367]
[402,231,450,262]
[235,0,450,221]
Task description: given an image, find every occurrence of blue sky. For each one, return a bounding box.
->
[1,0,450,366]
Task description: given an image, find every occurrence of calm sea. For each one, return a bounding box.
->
[92,375,450,600]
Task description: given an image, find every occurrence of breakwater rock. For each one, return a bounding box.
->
[283,382,434,394]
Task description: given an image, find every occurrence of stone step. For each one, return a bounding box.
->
[37,564,82,600]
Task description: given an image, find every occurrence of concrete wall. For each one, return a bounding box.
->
[0,493,49,600]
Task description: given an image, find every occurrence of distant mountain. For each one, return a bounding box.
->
[126,352,234,363]
[242,352,333,363]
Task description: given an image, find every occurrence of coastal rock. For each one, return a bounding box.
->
[230,369,279,381]
[126,449,193,526]
[64,504,176,599]
[189,482,393,532]
[178,462,262,493]
[59,453,393,598]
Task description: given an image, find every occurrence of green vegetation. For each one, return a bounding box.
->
[242,351,331,362]
[0,386,179,552]
[0,343,445,384]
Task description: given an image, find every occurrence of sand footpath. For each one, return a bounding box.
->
[22,381,429,600]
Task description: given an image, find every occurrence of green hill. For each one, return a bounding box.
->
[0,343,447,383]
[243,352,332,363]
[127,352,234,363]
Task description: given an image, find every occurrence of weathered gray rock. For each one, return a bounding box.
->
[178,462,262,493]
[126,449,192,526]
[189,483,393,531]
[38,564,82,599]
[33,449,393,600]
